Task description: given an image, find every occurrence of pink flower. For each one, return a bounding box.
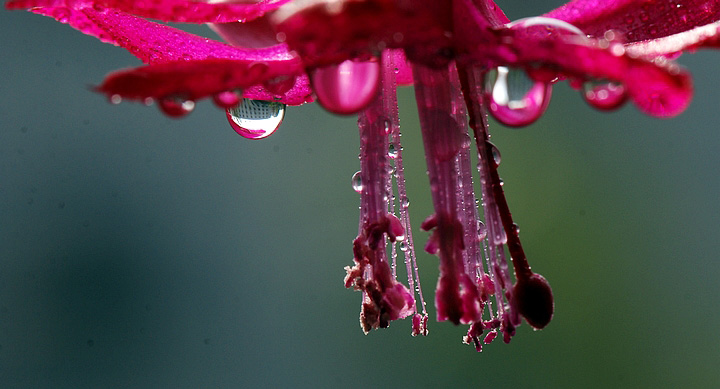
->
[8,0,720,350]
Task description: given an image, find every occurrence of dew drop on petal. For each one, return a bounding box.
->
[212,90,241,109]
[582,81,627,111]
[310,59,380,115]
[486,66,552,127]
[158,96,195,118]
[226,99,285,140]
[351,171,363,193]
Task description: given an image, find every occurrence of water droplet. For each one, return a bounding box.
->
[582,81,627,111]
[310,59,380,114]
[158,96,195,117]
[388,144,399,159]
[489,142,501,167]
[351,171,363,193]
[226,99,285,140]
[399,241,408,252]
[486,66,552,127]
[401,197,410,207]
[212,90,241,109]
[109,94,122,105]
[477,221,487,241]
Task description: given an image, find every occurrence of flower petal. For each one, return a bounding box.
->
[273,0,454,68]
[97,58,313,105]
[30,6,296,65]
[7,0,289,23]
[626,21,720,57]
[544,0,720,43]
[454,0,692,117]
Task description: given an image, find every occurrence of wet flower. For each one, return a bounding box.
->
[8,0,720,350]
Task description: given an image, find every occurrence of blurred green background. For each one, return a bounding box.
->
[1,2,719,387]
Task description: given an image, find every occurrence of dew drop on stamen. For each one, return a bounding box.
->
[310,59,380,115]
[486,66,552,127]
[158,96,195,117]
[388,144,399,159]
[351,171,363,193]
[489,142,501,167]
[582,81,628,111]
[477,221,487,241]
[226,99,285,140]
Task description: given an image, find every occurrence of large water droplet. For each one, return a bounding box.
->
[159,96,195,118]
[351,171,363,193]
[310,59,380,115]
[486,66,552,127]
[226,99,285,140]
[582,81,627,111]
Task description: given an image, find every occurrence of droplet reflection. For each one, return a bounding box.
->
[226,99,286,140]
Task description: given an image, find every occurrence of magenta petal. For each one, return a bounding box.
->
[626,22,720,57]
[97,59,312,106]
[273,0,453,68]
[506,40,692,117]
[26,6,298,66]
[29,6,119,44]
[7,0,289,23]
[84,8,295,64]
[392,50,414,86]
[545,0,720,43]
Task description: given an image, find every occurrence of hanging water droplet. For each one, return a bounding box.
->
[310,59,380,114]
[388,143,399,159]
[582,81,627,111]
[486,66,552,127]
[511,223,520,236]
[212,90,241,109]
[489,142,501,167]
[399,241,409,252]
[109,94,122,105]
[158,96,195,117]
[351,171,363,193]
[401,197,410,208]
[226,99,285,140]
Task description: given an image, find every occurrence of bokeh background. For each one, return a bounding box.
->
[2,1,719,387]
